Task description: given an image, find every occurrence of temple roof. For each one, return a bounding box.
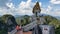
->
[32,2,41,13]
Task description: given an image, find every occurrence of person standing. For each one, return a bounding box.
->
[16,25,23,34]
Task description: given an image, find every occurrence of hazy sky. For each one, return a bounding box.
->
[0,0,60,16]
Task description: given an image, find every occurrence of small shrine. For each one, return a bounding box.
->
[32,1,41,17]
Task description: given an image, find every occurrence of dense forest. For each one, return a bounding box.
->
[0,14,60,34]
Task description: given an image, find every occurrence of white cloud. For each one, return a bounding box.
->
[41,6,52,14]
[50,0,60,4]
[41,5,60,16]
[17,0,33,15]
[1,0,60,16]
[0,0,42,16]
[39,2,42,7]
[0,0,19,16]
[0,0,12,8]
[0,8,14,15]
[6,2,15,9]
[47,10,60,16]
[18,0,41,15]
[0,0,33,15]
[17,0,60,16]
[46,6,52,11]
[0,0,14,15]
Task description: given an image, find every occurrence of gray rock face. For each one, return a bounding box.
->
[5,16,17,32]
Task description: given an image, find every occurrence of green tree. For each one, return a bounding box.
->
[43,15,60,34]
[0,14,17,34]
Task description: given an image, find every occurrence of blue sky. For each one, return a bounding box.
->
[0,0,60,16]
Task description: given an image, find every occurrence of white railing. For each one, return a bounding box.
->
[23,20,37,31]
[9,20,37,34]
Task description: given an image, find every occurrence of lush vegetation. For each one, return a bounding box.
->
[16,15,60,34]
[0,14,60,34]
[44,15,60,34]
[0,14,17,34]
[16,15,31,26]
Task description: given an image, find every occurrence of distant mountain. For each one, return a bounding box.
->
[0,15,2,17]
[14,15,23,17]
[40,14,49,16]
[11,14,60,20]
[40,14,60,20]
[54,16,60,20]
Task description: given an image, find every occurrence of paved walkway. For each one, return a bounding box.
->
[16,31,32,34]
